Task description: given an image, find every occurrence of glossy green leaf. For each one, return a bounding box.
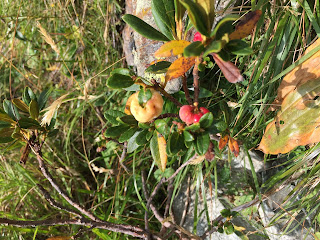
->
[136,129,149,145]
[127,131,141,153]
[198,87,214,98]
[154,119,169,136]
[167,131,186,156]
[104,110,126,125]
[122,14,169,41]
[203,40,223,57]
[38,88,52,110]
[138,122,151,129]
[138,88,152,106]
[0,112,16,124]
[29,100,39,119]
[152,0,175,40]
[12,99,29,112]
[107,73,134,89]
[3,100,20,121]
[259,79,320,154]
[199,112,213,128]
[111,68,134,76]
[184,122,200,131]
[118,115,138,126]
[179,0,210,36]
[105,125,130,138]
[224,222,235,235]
[195,132,210,155]
[145,61,171,74]
[220,208,231,217]
[211,14,238,38]
[183,130,194,141]
[119,127,138,143]
[184,41,205,57]
[146,130,154,140]
[18,117,41,129]
[225,39,253,56]
[22,87,33,105]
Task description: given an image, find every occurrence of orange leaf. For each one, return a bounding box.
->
[228,137,240,157]
[154,40,191,58]
[165,57,196,82]
[212,53,243,83]
[219,135,229,150]
[229,10,262,40]
[274,38,320,106]
[157,132,167,171]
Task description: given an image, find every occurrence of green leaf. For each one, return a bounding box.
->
[220,208,231,217]
[122,14,169,41]
[217,49,231,62]
[198,87,214,98]
[211,14,238,38]
[118,115,138,126]
[145,61,172,74]
[184,122,200,131]
[183,130,194,141]
[179,0,210,36]
[104,110,126,125]
[199,112,213,128]
[38,88,52,110]
[152,0,175,40]
[105,125,130,138]
[119,127,138,143]
[111,68,134,76]
[12,99,29,112]
[138,88,152,107]
[0,128,15,138]
[184,41,205,57]
[127,131,141,153]
[22,87,32,105]
[154,119,169,136]
[107,73,134,89]
[154,167,174,181]
[224,222,235,235]
[203,40,223,57]
[195,132,210,155]
[150,131,167,172]
[3,100,20,121]
[138,122,151,129]
[18,117,41,129]
[0,121,11,129]
[225,39,253,56]
[47,129,59,138]
[29,100,39,119]
[0,112,16,124]
[136,129,149,145]
[167,131,186,156]
[208,119,228,134]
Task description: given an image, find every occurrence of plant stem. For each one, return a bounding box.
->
[193,57,202,108]
[182,74,192,105]
[151,79,183,107]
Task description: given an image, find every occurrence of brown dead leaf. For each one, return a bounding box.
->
[165,56,196,82]
[274,38,320,106]
[154,40,191,58]
[229,10,262,40]
[212,53,243,83]
[219,135,229,150]
[228,137,240,157]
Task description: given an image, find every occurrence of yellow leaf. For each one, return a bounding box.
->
[165,57,196,82]
[229,10,262,40]
[157,133,167,171]
[190,155,205,165]
[154,40,191,58]
[233,225,246,232]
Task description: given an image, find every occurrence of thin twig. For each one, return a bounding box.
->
[37,184,82,218]
[119,142,130,173]
[180,174,191,226]
[193,57,202,107]
[182,74,192,105]
[151,79,183,107]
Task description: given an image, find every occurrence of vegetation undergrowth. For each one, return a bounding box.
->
[1,0,320,239]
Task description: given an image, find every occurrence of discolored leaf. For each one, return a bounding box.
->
[122,14,169,41]
[12,99,29,112]
[259,79,320,154]
[219,135,229,150]
[165,56,195,82]
[150,131,168,172]
[154,40,191,58]
[212,53,243,83]
[29,99,39,119]
[195,0,215,28]
[0,112,16,124]
[228,137,240,157]
[229,10,262,40]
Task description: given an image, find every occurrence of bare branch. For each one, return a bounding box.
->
[151,79,183,107]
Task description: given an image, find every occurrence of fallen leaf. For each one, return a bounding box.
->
[212,53,243,83]
[274,38,320,105]
[165,56,196,82]
[259,79,320,154]
[154,40,191,58]
[229,10,262,40]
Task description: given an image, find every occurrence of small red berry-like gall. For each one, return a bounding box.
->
[179,105,210,125]
[193,32,203,42]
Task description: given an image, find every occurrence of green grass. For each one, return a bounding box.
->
[1,0,320,239]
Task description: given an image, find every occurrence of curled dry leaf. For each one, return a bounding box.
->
[229,10,262,40]
[165,56,196,82]
[228,137,240,157]
[219,134,229,150]
[212,53,243,83]
[154,40,191,58]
